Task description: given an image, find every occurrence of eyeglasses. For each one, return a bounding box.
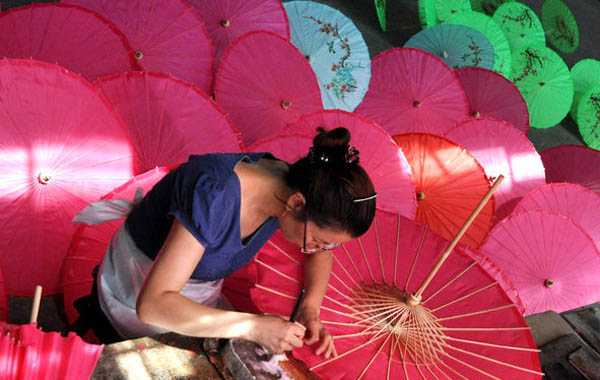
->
[302,219,341,254]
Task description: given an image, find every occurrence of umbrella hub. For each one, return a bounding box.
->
[37,172,53,185]
[135,51,143,60]
[416,192,425,200]
[281,100,292,110]
[412,100,421,108]
[221,19,230,28]
[472,111,481,118]
[544,279,555,288]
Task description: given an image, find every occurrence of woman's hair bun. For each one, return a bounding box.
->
[312,127,351,149]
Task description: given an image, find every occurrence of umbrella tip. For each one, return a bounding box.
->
[135,51,144,60]
[221,19,230,28]
[413,100,421,108]
[37,172,53,185]
[416,192,425,200]
[544,279,555,288]
[281,100,292,110]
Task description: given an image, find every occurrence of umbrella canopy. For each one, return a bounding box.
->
[94,71,243,175]
[0,3,138,82]
[541,0,579,54]
[374,0,386,32]
[63,167,171,328]
[576,84,600,150]
[418,0,438,29]
[492,2,545,52]
[514,182,600,252]
[480,210,600,315]
[0,59,135,296]
[434,0,472,24]
[64,0,215,94]
[283,1,371,112]
[393,133,494,249]
[281,109,418,217]
[186,0,289,65]
[541,144,600,194]
[0,266,6,322]
[445,10,512,78]
[214,31,323,147]
[444,117,546,221]
[455,67,529,134]
[510,45,573,128]
[570,59,600,120]
[354,47,468,136]
[404,24,495,70]
[470,0,514,16]
[250,211,542,380]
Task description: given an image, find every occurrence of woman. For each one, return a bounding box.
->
[74,127,376,358]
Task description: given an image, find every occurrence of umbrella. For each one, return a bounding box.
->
[470,0,514,16]
[541,0,579,54]
[0,266,7,321]
[63,0,215,94]
[513,182,600,252]
[282,110,418,217]
[250,209,542,379]
[434,0,472,24]
[94,71,243,175]
[570,59,600,120]
[374,0,386,32]
[541,144,600,194]
[354,47,468,136]
[214,31,323,147]
[480,210,600,315]
[492,2,545,52]
[63,166,171,330]
[455,67,530,134]
[404,24,495,70]
[576,84,600,150]
[444,117,546,221]
[0,3,138,82]
[510,45,573,129]
[392,133,494,249]
[0,59,135,296]
[445,10,512,79]
[283,1,371,112]
[418,0,438,29]
[186,0,289,65]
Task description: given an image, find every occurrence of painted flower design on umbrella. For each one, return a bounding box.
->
[577,85,600,150]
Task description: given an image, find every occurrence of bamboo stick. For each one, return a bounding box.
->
[29,285,42,324]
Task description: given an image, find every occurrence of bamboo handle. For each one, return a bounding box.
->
[29,285,42,324]
[414,175,504,299]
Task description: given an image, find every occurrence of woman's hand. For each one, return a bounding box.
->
[296,305,337,358]
[251,314,306,354]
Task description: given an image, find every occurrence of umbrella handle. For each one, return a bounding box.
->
[29,285,43,324]
[413,175,504,300]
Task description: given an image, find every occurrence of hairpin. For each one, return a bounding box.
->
[353,193,377,203]
[308,145,360,165]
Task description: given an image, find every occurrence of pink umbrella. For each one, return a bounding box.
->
[454,67,530,135]
[186,0,289,65]
[0,3,138,82]
[541,144,600,194]
[0,59,135,296]
[94,71,243,175]
[282,110,417,217]
[513,182,600,252]
[444,117,546,222]
[63,0,214,94]
[354,47,468,136]
[63,166,171,330]
[214,31,323,147]
[480,210,600,315]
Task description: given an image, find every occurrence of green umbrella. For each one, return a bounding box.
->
[511,45,573,128]
[541,0,579,54]
[576,85,600,150]
[570,59,600,120]
[374,0,386,32]
[434,0,471,24]
[418,0,438,29]
[470,0,514,16]
[446,11,511,78]
[492,2,545,51]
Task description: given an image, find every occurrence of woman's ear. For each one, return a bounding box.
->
[287,192,306,215]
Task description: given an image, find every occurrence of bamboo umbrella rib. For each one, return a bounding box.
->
[310,332,387,370]
[342,244,367,283]
[335,330,382,339]
[387,335,395,380]
[442,327,532,332]
[437,304,518,321]
[430,282,499,313]
[374,218,387,284]
[266,240,302,266]
[432,361,459,380]
[439,359,473,380]
[321,320,371,328]
[320,305,364,321]
[425,364,443,380]
[351,301,406,309]
[323,294,361,314]
[349,303,402,317]
[255,258,302,284]
[327,281,363,306]
[330,267,358,293]
[394,213,401,287]
[404,224,429,291]
[420,332,541,352]
[422,262,477,305]
[357,330,394,380]
[255,284,295,299]
[436,347,503,380]
[337,247,364,286]
[357,238,377,283]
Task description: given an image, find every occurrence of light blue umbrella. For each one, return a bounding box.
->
[284,1,371,111]
[404,23,495,70]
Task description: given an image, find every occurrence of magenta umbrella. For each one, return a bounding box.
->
[64,0,215,94]
[0,3,138,82]
[282,110,417,217]
[94,71,243,174]
[455,67,530,135]
[187,0,289,65]
[541,144,600,194]
[354,47,468,136]
[214,31,323,147]
[444,117,545,222]
[0,59,135,296]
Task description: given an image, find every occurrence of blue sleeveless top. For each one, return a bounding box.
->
[125,153,280,281]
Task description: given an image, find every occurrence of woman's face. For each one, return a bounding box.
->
[280,215,354,254]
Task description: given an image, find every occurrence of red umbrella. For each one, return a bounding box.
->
[94,71,243,175]
[282,110,417,217]
[0,59,135,296]
[393,133,494,249]
[541,144,600,194]
[454,67,530,135]
[187,0,289,65]
[480,210,600,315]
[250,210,542,380]
[0,3,138,82]
[64,0,215,94]
[214,31,323,147]
[63,166,171,330]
[354,47,468,136]
[444,117,545,222]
